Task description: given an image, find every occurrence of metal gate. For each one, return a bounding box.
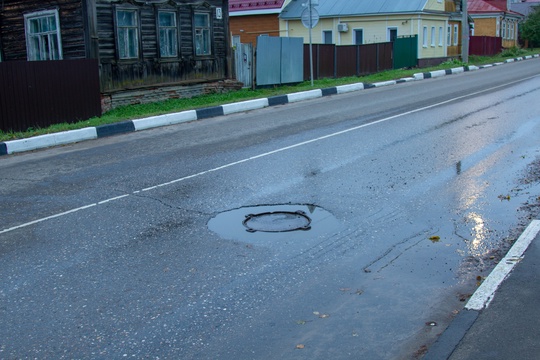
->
[256,36,304,87]
[234,40,253,88]
[393,35,418,69]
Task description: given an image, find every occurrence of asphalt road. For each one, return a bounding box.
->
[1,59,540,359]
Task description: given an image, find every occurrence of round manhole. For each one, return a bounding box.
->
[243,210,311,233]
[208,204,340,242]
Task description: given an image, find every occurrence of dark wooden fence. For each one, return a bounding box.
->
[469,36,502,56]
[303,38,417,81]
[0,59,101,132]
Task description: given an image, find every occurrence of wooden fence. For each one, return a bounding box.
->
[0,59,101,132]
[303,38,417,81]
[469,36,502,56]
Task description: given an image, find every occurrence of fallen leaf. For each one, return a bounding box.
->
[355,289,364,295]
[313,311,320,316]
[296,320,307,325]
[318,314,330,318]
[295,344,305,349]
[429,236,440,243]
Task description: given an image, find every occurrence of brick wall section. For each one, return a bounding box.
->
[230,14,281,45]
[474,18,497,37]
[101,80,243,112]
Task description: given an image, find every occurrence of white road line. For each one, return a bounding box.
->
[1,76,538,235]
[465,220,540,311]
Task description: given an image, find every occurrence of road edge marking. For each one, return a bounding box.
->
[465,219,540,311]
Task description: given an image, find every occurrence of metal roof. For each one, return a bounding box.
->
[229,0,286,13]
[468,0,523,16]
[279,0,429,19]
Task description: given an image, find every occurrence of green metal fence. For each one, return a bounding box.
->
[393,36,418,69]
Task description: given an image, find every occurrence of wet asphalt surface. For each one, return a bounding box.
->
[1,60,540,359]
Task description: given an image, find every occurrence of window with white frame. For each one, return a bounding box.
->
[116,9,139,59]
[24,10,63,61]
[423,26,428,47]
[439,26,443,46]
[323,30,333,44]
[431,26,435,46]
[158,11,178,57]
[510,22,515,40]
[502,21,507,39]
[453,25,459,46]
[194,12,211,56]
[387,27,397,42]
[354,29,364,45]
[447,25,451,46]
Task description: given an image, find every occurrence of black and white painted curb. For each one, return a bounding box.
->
[1,54,538,156]
[423,219,540,360]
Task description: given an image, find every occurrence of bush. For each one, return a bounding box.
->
[500,47,526,57]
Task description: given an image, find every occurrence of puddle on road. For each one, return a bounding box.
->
[208,204,340,243]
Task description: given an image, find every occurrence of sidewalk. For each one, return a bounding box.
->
[1,55,539,156]
[424,220,540,360]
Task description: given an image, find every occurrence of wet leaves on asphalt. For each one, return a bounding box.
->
[429,235,441,243]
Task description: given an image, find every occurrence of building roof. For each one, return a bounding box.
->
[229,0,286,13]
[468,0,522,15]
[279,0,429,19]
[510,2,540,16]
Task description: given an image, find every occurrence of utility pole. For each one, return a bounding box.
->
[462,0,469,63]
[309,0,314,86]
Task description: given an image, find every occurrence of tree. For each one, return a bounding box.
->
[520,6,540,48]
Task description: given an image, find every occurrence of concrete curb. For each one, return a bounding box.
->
[1,54,539,156]
[423,220,540,360]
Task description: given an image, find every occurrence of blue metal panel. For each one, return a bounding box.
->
[281,37,304,84]
[256,36,282,86]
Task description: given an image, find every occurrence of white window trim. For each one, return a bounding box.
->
[423,26,428,48]
[447,25,451,46]
[322,30,333,44]
[387,27,398,42]
[157,10,179,58]
[194,12,212,56]
[431,26,435,47]
[353,28,364,45]
[438,26,443,46]
[24,9,63,61]
[115,8,140,60]
[453,24,459,46]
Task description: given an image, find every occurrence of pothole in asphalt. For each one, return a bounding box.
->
[208,204,340,241]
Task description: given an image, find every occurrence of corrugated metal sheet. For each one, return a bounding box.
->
[280,0,428,19]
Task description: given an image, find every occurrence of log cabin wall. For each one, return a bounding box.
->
[1,0,237,110]
[95,0,230,92]
[0,0,87,61]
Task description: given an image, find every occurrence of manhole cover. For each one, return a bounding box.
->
[243,210,311,233]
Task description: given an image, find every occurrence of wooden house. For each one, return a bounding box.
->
[279,0,460,66]
[0,0,240,111]
[468,0,523,48]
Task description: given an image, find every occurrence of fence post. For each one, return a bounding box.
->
[334,45,337,78]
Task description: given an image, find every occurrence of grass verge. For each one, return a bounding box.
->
[0,48,537,142]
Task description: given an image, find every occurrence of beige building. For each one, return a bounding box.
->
[279,0,460,62]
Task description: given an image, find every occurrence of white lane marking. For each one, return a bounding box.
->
[2,75,539,235]
[465,220,540,311]
[0,204,97,235]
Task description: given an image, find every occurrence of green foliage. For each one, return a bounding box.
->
[500,46,527,57]
[440,58,466,67]
[520,6,540,47]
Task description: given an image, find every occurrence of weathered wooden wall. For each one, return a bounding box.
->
[96,0,229,92]
[0,0,87,61]
[1,0,231,92]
